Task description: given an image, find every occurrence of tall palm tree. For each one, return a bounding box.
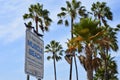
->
[95,26,119,80]
[93,54,118,80]
[45,40,63,80]
[23,3,52,34]
[57,0,87,80]
[91,24,119,80]
[91,2,119,80]
[91,1,113,26]
[72,18,105,80]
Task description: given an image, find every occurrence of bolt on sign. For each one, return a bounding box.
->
[25,29,44,79]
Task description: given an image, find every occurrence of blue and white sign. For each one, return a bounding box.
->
[25,29,44,79]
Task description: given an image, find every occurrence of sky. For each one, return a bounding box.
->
[0,0,120,80]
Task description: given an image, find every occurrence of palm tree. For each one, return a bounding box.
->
[57,0,87,80]
[72,18,105,80]
[94,54,118,80]
[91,2,119,80]
[91,1,113,26]
[45,40,63,80]
[94,26,119,80]
[23,3,52,34]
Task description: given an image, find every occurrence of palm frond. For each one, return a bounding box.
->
[65,55,71,64]
[66,1,71,8]
[45,40,63,61]
[47,56,52,60]
[92,57,101,70]
[57,19,63,24]
[65,20,69,26]
[61,7,67,11]
[23,3,52,33]
[78,55,87,71]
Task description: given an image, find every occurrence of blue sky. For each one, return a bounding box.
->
[0,0,120,80]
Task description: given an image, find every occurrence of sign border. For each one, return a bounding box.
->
[25,29,44,79]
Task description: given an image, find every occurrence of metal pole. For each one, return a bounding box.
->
[35,17,42,80]
[27,75,30,80]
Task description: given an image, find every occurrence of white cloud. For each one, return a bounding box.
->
[0,0,39,44]
[6,19,25,43]
[0,17,25,44]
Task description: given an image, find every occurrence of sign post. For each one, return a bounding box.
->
[27,75,30,80]
[25,29,44,79]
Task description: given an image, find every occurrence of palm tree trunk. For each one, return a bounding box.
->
[53,53,57,80]
[35,16,38,33]
[69,57,73,80]
[86,44,93,80]
[69,17,74,80]
[27,75,30,80]
[86,56,93,80]
[74,55,78,80]
[71,16,73,39]
[98,14,101,27]
[87,69,93,80]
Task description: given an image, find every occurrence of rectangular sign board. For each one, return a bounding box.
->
[25,29,44,79]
